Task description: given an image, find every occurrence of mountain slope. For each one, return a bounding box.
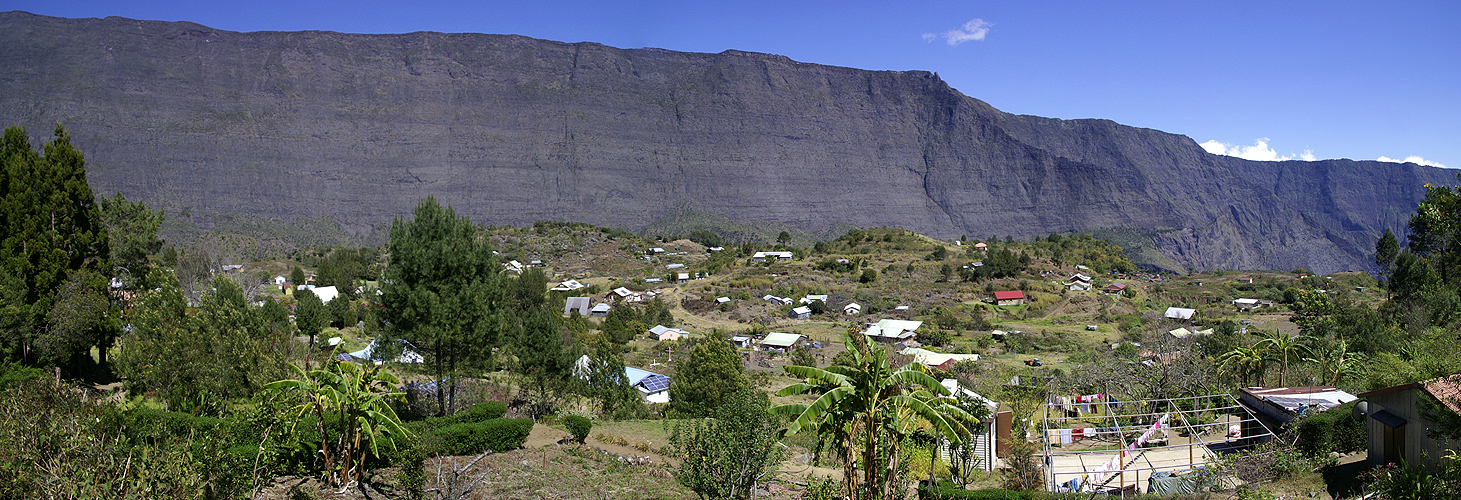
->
[0,11,1451,273]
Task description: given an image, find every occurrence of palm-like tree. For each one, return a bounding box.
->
[771,333,976,500]
[1303,338,1364,386]
[1220,345,1267,386]
[1258,332,1309,386]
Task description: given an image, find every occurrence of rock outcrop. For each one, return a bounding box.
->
[0,12,1451,273]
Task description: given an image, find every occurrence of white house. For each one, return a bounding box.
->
[612,287,634,299]
[1232,298,1262,310]
[863,319,922,342]
[729,336,753,349]
[899,347,979,368]
[273,275,288,285]
[789,306,812,319]
[575,355,671,404]
[551,279,586,291]
[344,339,424,365]
[310,286,340,304]
[751,251,794,262]
[938,379,1002,472]
[800,294,829,305]
[844,302,862,315]
[715,297,731,304]
[590,303,612,317]
[1164,307,1197,321]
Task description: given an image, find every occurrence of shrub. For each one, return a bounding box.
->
[426,418,533,456]
[1294,402,1366,456]
[564,415,592,444]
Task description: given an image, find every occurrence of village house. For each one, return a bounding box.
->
[751,251,794,262]
[647,325,687,342]
[1164,307,1197,323]
[575,355,671,403]
[590,303,611,317]
[993,290,1026,306]
[564,296,591,316]
[1358,374,1461,470]
[758,332,804,351]
[1102,282,1127,295]
[843,302,862,315]
[799,294,829,305]
[789,306,812,319]
[863,319,922,343]
[310,286,340,304]
[551,279,586,291]
[729,336,753,349]
[899,347,979,369]
[1239,386,1357,445]
[937,379,1009,470]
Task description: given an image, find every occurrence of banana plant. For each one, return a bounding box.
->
[266,353,412,488]
[771,331,976,500]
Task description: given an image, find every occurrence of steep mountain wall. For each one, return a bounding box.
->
[0,12,1451,273]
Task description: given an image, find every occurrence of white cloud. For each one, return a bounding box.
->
[1200,138,1315,162]
[926,19,992,46]
[1378,155,1448,168]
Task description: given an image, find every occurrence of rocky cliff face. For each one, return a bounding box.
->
[0,12,1451,273]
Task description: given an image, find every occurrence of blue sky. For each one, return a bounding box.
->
[10,0,1460,167]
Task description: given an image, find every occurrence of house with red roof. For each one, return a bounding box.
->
[993,290,1026,306]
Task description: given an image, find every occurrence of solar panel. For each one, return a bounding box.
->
[640,375,671,393]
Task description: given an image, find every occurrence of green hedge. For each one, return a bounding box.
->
[1294,401,1366,456]
[426,418,534,456]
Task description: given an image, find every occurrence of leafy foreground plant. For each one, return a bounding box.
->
[266,356,413,489]
[668,386,783,499]
[772,331,976,500]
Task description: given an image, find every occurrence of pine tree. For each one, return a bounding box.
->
[669,338,749,417]
[380,197,506,415]
[0,126,110,366]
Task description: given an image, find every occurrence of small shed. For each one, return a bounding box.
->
[1358,374,1461,470]
[844,302,862,315]
[715,297,731,304]
[729,336,753,349]
[590,303,612,317]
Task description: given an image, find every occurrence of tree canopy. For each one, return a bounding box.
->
[379,197,506,415]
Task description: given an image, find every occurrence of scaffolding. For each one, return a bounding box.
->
[1040,393,1278,494]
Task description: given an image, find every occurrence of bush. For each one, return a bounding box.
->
[564,415,592,444]
[426,418,533,456]
[1294,402,1366,456]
